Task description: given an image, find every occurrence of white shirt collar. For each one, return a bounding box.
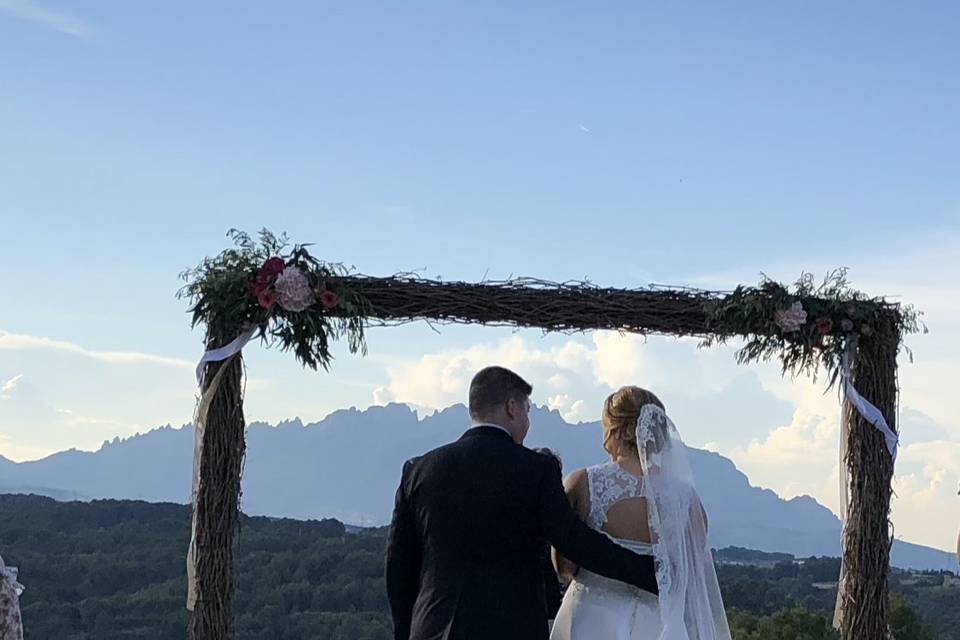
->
[472,423,513,438]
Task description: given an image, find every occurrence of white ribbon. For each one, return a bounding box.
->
[840,350,899,460]
[195,326,258,386]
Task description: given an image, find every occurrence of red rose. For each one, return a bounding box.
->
[250,277,271,297]
[257,288,279,310]
[252,257,285,296]
[262,257,286,277]
[815,318,832,335]
[255,270,275,287]
[319,290,339,310]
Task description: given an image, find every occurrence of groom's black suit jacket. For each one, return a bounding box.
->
[385,426,659,640]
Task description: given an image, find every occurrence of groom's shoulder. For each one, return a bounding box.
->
[410,432,547,468]
[402,438,463,470]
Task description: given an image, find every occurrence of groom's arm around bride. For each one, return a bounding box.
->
[535,449,659,595]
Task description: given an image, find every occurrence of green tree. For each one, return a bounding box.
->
[889,593,935,640]
[729,607,838,640]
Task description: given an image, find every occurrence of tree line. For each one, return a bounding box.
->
[0,494,947,639]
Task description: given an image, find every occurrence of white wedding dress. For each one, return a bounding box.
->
[550,462,662,640]
[551,405,732,640]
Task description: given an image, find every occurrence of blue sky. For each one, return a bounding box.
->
[1,1,958,550]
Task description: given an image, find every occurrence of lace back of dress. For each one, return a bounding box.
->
[586,462,644,532]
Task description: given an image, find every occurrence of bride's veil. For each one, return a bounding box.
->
[637,404,732,640]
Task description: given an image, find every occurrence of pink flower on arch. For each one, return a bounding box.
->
[257,288,279,310]
[815,318,833,335]
[274,266,314,312]
[318,290,339,310]
[250,257,288,307]
[774,302,807,333]
[261,257,286,277]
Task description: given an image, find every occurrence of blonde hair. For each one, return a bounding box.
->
[602,386,665,456]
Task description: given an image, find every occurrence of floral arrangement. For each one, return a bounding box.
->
[179,229,369,370]
[702,269,923,382]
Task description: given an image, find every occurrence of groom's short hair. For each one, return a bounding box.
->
[469,366,533,420]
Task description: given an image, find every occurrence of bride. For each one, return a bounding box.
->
[550,386,731,640]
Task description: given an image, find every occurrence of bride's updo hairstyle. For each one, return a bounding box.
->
[601,386,664,457]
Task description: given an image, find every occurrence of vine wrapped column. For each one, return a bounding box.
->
[839,331,898,639]
[189,342,247,640]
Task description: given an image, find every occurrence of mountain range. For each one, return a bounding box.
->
[0,403,953,571]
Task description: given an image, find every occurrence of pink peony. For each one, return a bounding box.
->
[774,302,807,333]
[274,267,314,312]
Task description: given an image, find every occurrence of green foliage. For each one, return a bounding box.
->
[703,269,923,383]
[0,496,947,639]
[889,593,935,640]
[719,559,944,640]
[0,495,386,639]
[726,595,939,640]
[728,607,839,639]
[178,229,369,370]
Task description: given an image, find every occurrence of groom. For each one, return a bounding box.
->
[385,366,659,640]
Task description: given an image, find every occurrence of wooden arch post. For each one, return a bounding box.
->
[190,330,247,640]
[837,324,900,639]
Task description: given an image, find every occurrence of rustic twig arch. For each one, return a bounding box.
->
[181,230,919,640]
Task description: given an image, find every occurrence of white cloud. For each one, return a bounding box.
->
[0,332,198,461]
[720,390,960,550]
[0,433,53,462]
[0,0,93,38]
[546,373,570,389]
[590,332,649,389]
[721,385,843,512]
[891,440,960,549]
[244,377,275,393]
[736,408,838,467]
[0,329,192,369]
[0,374,23,398]
[0,383,150,461]
[372,331,677,415]
[373,335,589,410]
[547,394,589,423]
